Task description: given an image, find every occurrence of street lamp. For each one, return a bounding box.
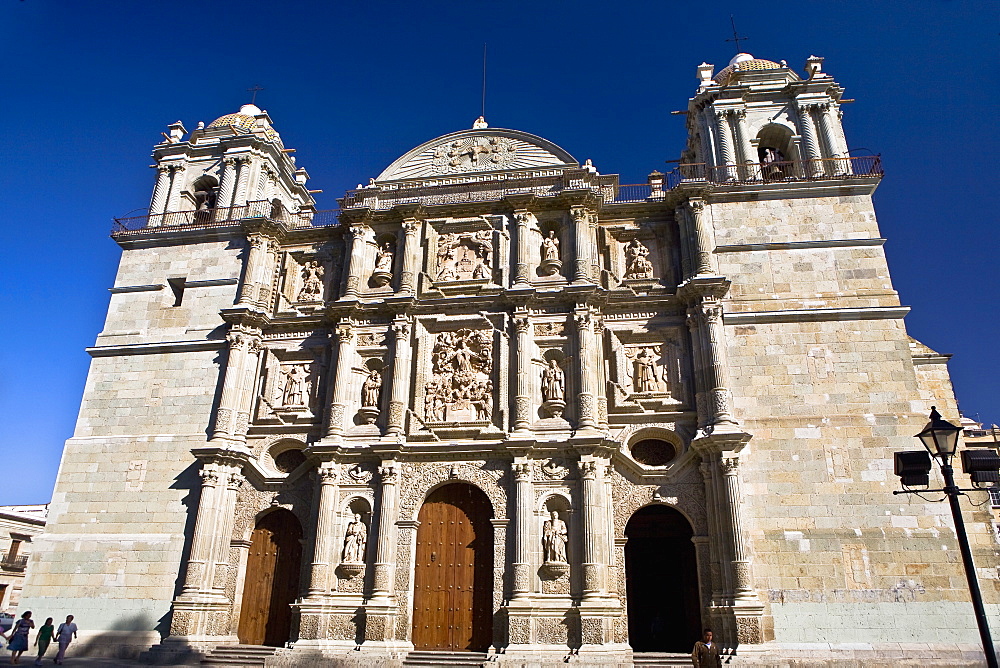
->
[894,407,999,668]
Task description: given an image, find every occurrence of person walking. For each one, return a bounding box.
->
[7,611,34,665]
[691,628,722,668]
[32,619,53,666]
[53,617,76,665]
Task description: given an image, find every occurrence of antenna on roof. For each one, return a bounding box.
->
[725,15,749,52]
[247,84,265,105]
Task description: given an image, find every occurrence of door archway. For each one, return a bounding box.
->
[625,505,701,652]
[411,483,493,651]
[237,508,303,646]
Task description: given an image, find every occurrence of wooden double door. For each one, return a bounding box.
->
[237,509,303,646]
[412,483,493,651]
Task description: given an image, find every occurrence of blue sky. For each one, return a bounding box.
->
[0,1,996,504]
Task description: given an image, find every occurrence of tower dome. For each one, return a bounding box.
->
[207,104,280,142]
[714,53,784,85]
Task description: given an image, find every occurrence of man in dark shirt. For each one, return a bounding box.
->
[691,628,722,667]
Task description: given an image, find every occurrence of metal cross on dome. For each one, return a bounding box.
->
[246,85,265,105]
[725,15,749,52]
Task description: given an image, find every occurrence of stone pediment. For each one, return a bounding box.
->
[375,128,577,183]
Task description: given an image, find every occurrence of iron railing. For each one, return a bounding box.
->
[0,554,28,571]
[112,200,342,237]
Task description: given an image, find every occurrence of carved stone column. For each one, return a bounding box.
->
[817,103,852,174]
[370,462,399,601]
[796,103,823,176]
[733,109,759,179]
[512,210,533,286]
[574,310,598,430]
[210,470,242,594]
[180,466,224,596]
[212,330,260,441]
[232,156,251,206]
[342,224,370,300]
[325,320,356,438]
[215,157,237,216]
[255,238,280,308]
[238,235,266,305]
[720,456,755,600]
[511,460,533,599]
[398,218,420,296]
[307,463,340,595]
[149,164,173,218]
[512,316,533,432]
[714,110,737,181]
[698,109,717,168]
[688,198,715,276]
[699,461,726,604]
[579,460,607,599]
[386,318,412,435]
[571,206,592,283]
[165,163,186,213]
[696,301,736,427]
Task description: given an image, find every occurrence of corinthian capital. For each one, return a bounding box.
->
[379,464,399,483]
[335,321,355,343]
[700,302,723,324]
[688,197,706,214]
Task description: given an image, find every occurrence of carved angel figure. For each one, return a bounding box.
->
[342,514,367,563]
[298,260,325,301]
[362,368,382,407]
[541,359,565,402]
[542,510,568,563]
[281,365,308,407]
[623,239,654,279]
[541,230,560,261]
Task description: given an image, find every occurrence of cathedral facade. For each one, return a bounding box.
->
[18,53,999,666]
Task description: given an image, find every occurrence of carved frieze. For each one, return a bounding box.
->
[423,329,493,424]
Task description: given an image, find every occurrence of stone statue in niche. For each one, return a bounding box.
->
[297,260,325,301]
[342,514,367,563]
[435,231,493,282]
[361,368,382,408]
[623,239,654,279]
[539,230,562,276]
[371,242,394,287]
[542,510,568,563]
[423,329,493,422]
[281,365,309,407]
[626,346,666,394]
[541,359,565,402]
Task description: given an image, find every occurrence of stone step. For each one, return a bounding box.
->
[403,650,490,666]
[632,652,694,666]
[200,644,280,667]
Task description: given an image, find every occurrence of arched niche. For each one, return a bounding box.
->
[755,123,797,178]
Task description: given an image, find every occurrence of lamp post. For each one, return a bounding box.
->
[895,407,998,668]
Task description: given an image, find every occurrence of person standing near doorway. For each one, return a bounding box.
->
[53,616,76,665]
[32,618,53,666]
[691,628,721,668]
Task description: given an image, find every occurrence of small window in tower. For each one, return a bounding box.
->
[167,278,186,306]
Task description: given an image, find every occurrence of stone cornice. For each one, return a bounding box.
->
[715,238,885,253]
[723,305,910,325]
[87,338,226,357]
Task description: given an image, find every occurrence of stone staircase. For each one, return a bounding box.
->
[631,652,694,667]
[403,650,490,666]
[200,644,280,667]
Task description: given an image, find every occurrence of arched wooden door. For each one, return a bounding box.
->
[625,505,701,652]
[412,483,493,651]
[237,509,303,646]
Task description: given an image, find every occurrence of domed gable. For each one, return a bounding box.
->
[714,53,789,86]
[375,127,578,183]
[207,104,280,143]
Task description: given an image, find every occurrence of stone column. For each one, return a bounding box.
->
[165,163,186,214]
[676,206,694,280]
[386,318,412,435]
[325,320,356,438]
[720,456,755,600]
[698,301,736,426]
[213,331,258,440]
[796,103,823,176]
[818,103,852,175]
[688,198,715,276]
[685,309,710,431]
[579,460,607,599]
[734,110,759,179]
[180,466,225,595]
[232,156,251,207]
[256,238,280,308]
[215,157,237,217]
[371,462,400,600]
[698,110,716,169]
[512,211,533,286]
[571,206,592,284]
[714,110,737,181]
[511,461,533,599]
[233,338,263,441]
[342,224,370,300]
[149,165,173,219]
[512,316,533,432]
[238,235,265,305]
[398,218,420,296]
[574,310,598,430]
[307,463,340,595]
[699,462,726,603]
[210,470,242,594]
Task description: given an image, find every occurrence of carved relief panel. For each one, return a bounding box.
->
[605,324,691,415]
[600,223,672,290]
[424,216,505,293]
[255,343,327,425]
[277,242,342,311]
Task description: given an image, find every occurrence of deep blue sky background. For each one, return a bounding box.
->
[0,1,996,504]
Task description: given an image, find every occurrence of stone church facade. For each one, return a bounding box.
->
[19,53,999,666]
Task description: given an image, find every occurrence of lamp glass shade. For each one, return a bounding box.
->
[916,407,962,457]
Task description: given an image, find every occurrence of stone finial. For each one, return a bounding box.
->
[473,116,488,129]
[164,120,186,143]
[583,158,597,173]
[697,62,715,90]
[805,55,825,79]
